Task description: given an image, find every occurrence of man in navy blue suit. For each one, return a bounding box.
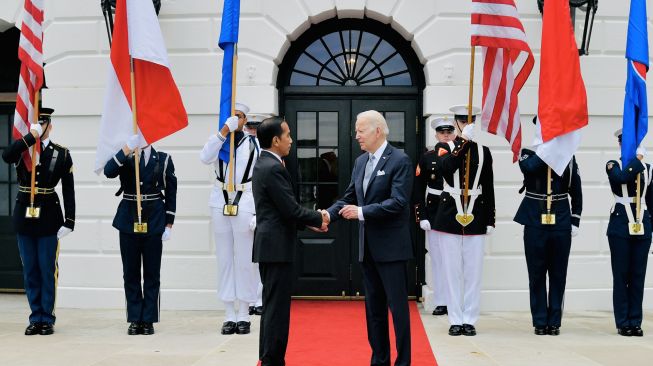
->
[325,110,413,366]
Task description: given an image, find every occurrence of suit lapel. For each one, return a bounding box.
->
[365,144,393,192]
[355,155,366,201]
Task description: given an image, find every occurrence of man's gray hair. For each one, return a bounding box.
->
[357,110,389,136]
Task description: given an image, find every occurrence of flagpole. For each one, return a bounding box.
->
[130,57,143,228]
[226,44,238,193]
[28,91,40,217]
[463,46,476,218]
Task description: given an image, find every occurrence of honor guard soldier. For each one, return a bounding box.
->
[433,105,495,337]
[2,107,75,336]
[514,116,582,336]
[606,129,651,337]
[414,117,456,316]
[200,102,261,335]
[104,134,177,336]
[244,114,265,317]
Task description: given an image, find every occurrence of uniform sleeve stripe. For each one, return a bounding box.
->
[113,155,123,167]
[166,211,175,216]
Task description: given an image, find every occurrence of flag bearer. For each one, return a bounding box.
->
[104,134,177,336]
[433,105,495,337]
[606,129,651,337]
[514,116,582,336]
[414,117,456,317]
[2,108,75,336]
[200,103,261,335]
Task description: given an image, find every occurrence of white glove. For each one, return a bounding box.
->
[30,123,43,137]
[249,216,257,232]
[571,225,579,237]
[462,123,475,141]
[57,226,72,239]
[636,145,647,158]
[162,227,171,241]
[486,226,494,235]
[126,133,145,150]
[419,220,431,231]
[225,116,239,132]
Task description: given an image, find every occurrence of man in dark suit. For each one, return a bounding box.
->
[325,110,414,366]
[252,117,327,366]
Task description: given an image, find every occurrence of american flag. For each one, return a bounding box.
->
[14,0,45,170]
[471,0,534,162]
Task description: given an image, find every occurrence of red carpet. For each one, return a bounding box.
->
[281,300,438,366]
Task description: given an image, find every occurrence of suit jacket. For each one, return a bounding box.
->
[104,147,177,236]
[2,133,75,236]
[327,143,413,263]
[433,137,495,235]
[252,151,323,263]
[514,149,582,230]
[606,158,653,239]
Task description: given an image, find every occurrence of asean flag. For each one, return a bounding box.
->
[94,0,187,173]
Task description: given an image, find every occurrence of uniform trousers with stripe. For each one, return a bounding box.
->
[211,208,258,314]
[439,232,485,326]
[17,234,59,324]
[119,232,162,323]
[426,230,447,307]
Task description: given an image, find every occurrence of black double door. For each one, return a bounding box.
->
[284,98,419,298]
[0,104,21,291]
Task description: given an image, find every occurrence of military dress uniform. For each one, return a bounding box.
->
[414,119,455,316]
[1,109,75,336]
[514,148,581,335]
[433,111,495,336]
[606,130,651,337]
[104,145,176,335]
[199,103,261,335]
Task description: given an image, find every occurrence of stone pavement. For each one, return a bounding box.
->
[0,294,651,366]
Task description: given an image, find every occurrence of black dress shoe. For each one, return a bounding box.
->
[142,322,154,335]
[39,323,54,335]
[128,322,142,335]
[547,325,560,336]
[253,306,263,316]
[248,306,256,315]
[618,327,633,337]
[236,321,251,335]
[432,306,448,316]
[221,321,237,335]
[462,324,476,336]
[448,325,463,336]
[534,326,547,335]
[631,326,643,337]
[25,323,41,336]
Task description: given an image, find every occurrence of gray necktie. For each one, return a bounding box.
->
[363,154,375,196]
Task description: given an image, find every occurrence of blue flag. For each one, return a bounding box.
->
[621,0,649,166]
[218,0,240,163]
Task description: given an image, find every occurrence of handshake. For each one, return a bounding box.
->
[308,205,361,233]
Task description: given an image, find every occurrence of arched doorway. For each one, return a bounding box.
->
[0,26,22,291]
[278,18,425,298]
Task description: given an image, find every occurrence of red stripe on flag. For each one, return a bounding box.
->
[471,14,525,32]
[110,0,132,110]
[634,61,647,80]
[472,0,516,6]
[19,22,43,53]
[471,36,530,52]
[23,0,44,24]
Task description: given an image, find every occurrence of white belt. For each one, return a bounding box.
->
[426,187,443,196]
[216,181,252,192]
[614,196,647,210]
[443,185,482,196]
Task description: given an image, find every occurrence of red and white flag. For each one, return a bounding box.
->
[14,0,45,171]
[471,0,534,162]
[94,0,187,173]
[533,0,588,175]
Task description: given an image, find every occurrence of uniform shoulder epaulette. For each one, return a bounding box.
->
[52,142,68,151]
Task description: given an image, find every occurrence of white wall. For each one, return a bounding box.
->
[1,0,652,311]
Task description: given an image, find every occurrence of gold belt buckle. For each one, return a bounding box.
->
[455,213,474,226]
[541,213,556,225]
[629,222,644,236]
[134,222,148,233]
[223,204,239,216]
[25,206,41,218]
